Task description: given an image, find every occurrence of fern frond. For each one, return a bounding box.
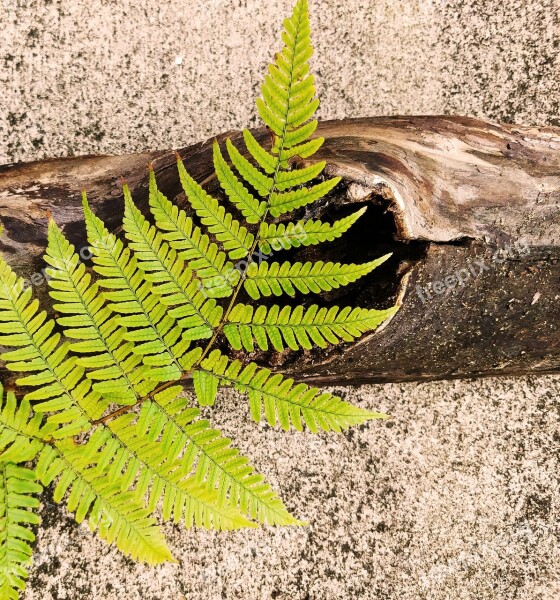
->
[177,156,254,260]
[258,207,367,253]
[124,183,220,340]
[148,175,239,298]
[0,463,42,599]
[152,387,300,526]
[198,351,387,433]
[269,177,341,217]
[45,220,155,405]
[224,303,398,352]
[213,142,267,224]
[0,2,399,577]
[83,195,202,381]
[36,435,175,565]
[244,254,391,300]
[0,255,102,436]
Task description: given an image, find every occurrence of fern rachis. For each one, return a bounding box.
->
[0,0,398,595]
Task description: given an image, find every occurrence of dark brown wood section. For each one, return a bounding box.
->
[1,116,559,385]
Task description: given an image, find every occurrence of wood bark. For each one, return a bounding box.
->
[0,116,559,386]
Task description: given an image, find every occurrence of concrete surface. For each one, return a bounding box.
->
[0,0,559,599]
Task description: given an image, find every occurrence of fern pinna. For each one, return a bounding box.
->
[0,0,397,594]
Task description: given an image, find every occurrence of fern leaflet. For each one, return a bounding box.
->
[148,174,239,298]
[123,184,220,340]
[213,141,267,224]
[45,220,153,405]
[224,304,398,352]
[0,256,104,436]
[258,207,367,253]
[244,255,391,300]
[177,156,254,259]
[269,178,341,217]
[197,351,387,433]
[36,436,175,565]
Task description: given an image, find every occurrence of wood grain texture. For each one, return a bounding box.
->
[0,116,559,385]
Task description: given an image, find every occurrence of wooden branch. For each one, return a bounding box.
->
[1,116,559,386]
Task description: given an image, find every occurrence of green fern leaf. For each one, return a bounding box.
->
[257,0,315,145]
[225,139,273,197]
[44,221,257,530]
[43,213,297,527]
[242,130,278,174]
[123,183,219,339]
[152,387,300,526]
[177,155,254,259]
[36,435,175,565]
[0,255,101,435]
[275,160,326,191]
[199,351,387,433]
[148,173,239,297]
[244,254,392,300]
[0,463,42,599]
[281,137,325,162]
[269,177,341,217]
[259,207,366,253]
[224,303,398,352]
[213,141,266,224]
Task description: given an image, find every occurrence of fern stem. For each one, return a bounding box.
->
[91,378,171,425]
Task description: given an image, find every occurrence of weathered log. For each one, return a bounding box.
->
[0,116,559,386]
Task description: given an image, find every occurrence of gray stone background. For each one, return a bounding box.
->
[1,0,559,598]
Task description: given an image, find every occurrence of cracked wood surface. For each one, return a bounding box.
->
[0,116,559,385]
